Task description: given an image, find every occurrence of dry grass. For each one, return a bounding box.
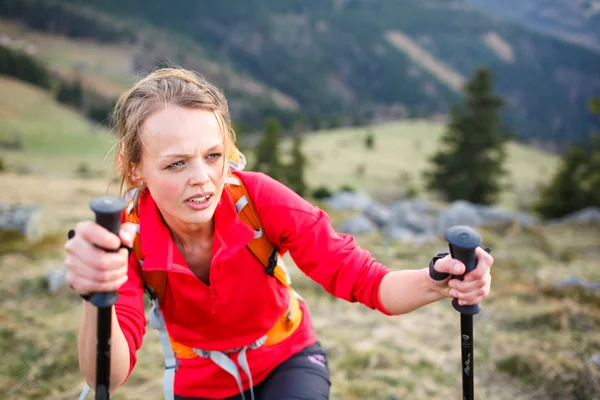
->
[2,193,598,399]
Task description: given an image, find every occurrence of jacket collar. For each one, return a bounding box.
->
[136,185,256,272]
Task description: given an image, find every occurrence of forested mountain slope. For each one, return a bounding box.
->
[3,0,600,146]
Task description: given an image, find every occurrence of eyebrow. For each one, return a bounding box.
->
[160,144,223,159]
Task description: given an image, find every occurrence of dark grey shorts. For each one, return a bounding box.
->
[175,341,331,400]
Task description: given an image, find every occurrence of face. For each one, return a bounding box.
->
[133,105,226,231]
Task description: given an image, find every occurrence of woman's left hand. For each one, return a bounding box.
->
[430,247,494,306]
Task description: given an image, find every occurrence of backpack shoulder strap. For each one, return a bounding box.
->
[224,174,290,288]
[124,197,168,304]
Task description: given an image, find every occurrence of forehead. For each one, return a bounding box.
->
[140,105,223,155]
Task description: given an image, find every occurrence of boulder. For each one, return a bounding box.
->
[0,203,44,242]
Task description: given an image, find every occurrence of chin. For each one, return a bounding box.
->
[185,207,217,225]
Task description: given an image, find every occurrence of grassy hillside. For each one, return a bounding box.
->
[0,76,117,178]
[0,18,134,98]
[0,14,299,127]
[295,120,559,210]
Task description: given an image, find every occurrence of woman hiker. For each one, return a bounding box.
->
[64,67,494,400]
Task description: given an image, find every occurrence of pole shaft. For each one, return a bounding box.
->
[460,314,474,400]
[95,306,112,400]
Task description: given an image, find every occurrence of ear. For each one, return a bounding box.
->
[129,163,143,184]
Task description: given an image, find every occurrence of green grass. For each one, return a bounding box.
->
[290,120,559,209]
[0,17,136,95]
[0,76,117,177]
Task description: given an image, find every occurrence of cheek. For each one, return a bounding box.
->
[162,179,182,195]
[210,166,226,198]
[150,174,184,202]
[210,162,226,185]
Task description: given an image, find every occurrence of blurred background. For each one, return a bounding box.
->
[1,1,599,399]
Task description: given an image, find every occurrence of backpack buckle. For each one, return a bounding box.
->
[266,249,278,277]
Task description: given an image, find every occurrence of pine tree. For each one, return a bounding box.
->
[423,67,508,205]
[534,98,600,219]
[285,133,308,197]
[253,117,283,181]
[589,98,600,115]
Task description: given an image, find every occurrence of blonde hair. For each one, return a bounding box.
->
[111,67,236,196]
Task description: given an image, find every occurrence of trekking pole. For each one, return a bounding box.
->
[443,225,491,400]
[88,196,127,400]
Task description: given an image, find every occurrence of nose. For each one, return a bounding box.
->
[189,160,210,186]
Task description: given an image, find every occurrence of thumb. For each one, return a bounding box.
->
[119,222,138,248]
[435,255,465,275]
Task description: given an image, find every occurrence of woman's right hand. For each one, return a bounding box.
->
[64,221,138,296]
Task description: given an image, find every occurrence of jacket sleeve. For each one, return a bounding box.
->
[114,242,148,381]
[244,172,397,316]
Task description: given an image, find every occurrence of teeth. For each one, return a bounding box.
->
[189,195,210,203]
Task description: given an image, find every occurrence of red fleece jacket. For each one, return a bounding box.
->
[114,171,394,398]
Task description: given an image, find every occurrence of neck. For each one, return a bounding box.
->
[167,218,214,251]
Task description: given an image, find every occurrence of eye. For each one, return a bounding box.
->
[167,160,185,169]
[207,153,222,161]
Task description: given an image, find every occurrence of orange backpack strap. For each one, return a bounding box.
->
[124,195,168,304]
[224,174,291,288]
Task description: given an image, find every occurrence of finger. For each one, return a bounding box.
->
[76,220,122,251]
[67,270,129,295]
[463,247,494,282]
[459,278,491,305]
[65,250,128,282]
[448,275,486,293]
[88,261,129,284]
[452,273,492,305]
[68,238,130,273]
[434,255,465,276]
[119,223,138,248]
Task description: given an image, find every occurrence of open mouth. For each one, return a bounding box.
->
[187,194,211,203]
[185,193,213,210]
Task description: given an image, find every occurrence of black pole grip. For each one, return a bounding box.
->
[444,225,482,316]
[88,196,127,308]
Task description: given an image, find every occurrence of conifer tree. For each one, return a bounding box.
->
[285,133,308,197]
[253,117,283,181]
[424,67,508,205]
[534,98,600,219]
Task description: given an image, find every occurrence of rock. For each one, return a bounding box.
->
[552,275,600,296]
[337,214,379,235]
[591,354,600,370]
[326,189,593,246]
[382,225,416,243]
[559,207,600,224]
[362,201,392,228]
[435,200,483,234]
[325,191,372,212]
[387,209,436,235]
[46,267,68,295]
[515,211,538,227]
[476,205,516,225]
[0,203,45,242]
